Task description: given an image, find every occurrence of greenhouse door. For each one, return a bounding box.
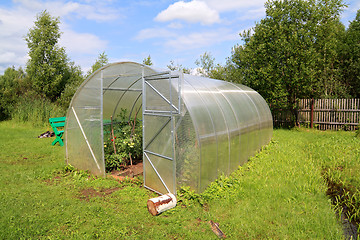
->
[142,71,181,195]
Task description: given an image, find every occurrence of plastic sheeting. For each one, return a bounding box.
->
[65,62,272,194]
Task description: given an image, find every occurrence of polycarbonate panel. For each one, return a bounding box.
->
[65,73,104,176]
[144,152,174,193]
[145,81,173,111]
[175,110,200,191]
[143,115,172,158]
[181,75,272,192]
[180,80,217,192]
[144,75,179,113]
[231,84,261,158]
[185,77,231,183]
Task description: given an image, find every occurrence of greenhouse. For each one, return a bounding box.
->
[65,61,273,195]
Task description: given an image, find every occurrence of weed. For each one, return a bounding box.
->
[11,92,65,126]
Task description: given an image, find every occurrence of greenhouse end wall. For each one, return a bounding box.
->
[65,62,273,195]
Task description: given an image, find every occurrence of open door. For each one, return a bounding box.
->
[142,70,181,195]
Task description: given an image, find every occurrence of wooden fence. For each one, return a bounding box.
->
[273,99,360,131]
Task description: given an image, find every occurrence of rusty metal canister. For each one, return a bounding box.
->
[147,193,177,216]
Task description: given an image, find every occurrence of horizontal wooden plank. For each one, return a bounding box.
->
[274,98,360,130]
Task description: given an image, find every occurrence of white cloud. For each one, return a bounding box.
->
[0,7,35,70]
[165,29,238,51]
[14,0,120,22]
[167,22,183,29]
[203,0,266,12]
[155,1,220,25]
[60,26,107,54]
[0,51,27,65]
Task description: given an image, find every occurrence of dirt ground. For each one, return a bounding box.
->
[109,162,143,181]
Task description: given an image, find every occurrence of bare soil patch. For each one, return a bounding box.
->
[78,187,120,201]
[109,162,143,181]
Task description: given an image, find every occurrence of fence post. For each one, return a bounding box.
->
[310,98,314,128]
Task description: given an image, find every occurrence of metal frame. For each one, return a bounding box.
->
[142,69,181,195]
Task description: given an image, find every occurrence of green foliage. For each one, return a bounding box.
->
[0,66,28,120]
[229,0,348,125]
[341,9,360,97]
[177,186,204,207]
[142,55,153,66]
[356,123,360,138]
[103,109,142,172]
[85,51,109,78]
[56,63,84,111]
[25,10,73,102]
[195,52,215,77]
[167,60,191,74]
[11,91,65,126]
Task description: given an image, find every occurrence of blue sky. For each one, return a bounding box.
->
[0,0,359,75]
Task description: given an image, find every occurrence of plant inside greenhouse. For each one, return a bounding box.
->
[103,109,142,172]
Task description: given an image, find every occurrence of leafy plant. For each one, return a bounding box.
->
[103,109,142,172]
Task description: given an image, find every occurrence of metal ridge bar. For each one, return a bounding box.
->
[144,150,173,161]
[103,87,141,91]
[143,112,172,117]
[144,71,171,77]
[145,76,179,81]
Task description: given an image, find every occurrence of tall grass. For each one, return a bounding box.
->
[11,93,65,127]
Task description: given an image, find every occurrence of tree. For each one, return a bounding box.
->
[57,62,84,110]
[86,51,109,78]
[230,0,346,125]
[195,52,215,77]
[0,67,27,120]
[313,1,348,98]
[167,60,191,74]
[25,10,71,102]
[341,9,360,97]
[142,55,153,66]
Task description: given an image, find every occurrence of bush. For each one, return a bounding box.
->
[104,109,142,172]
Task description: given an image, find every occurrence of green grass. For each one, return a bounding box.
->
[0,122,359,239]
[0,121,214,239]
[200,129,354,239]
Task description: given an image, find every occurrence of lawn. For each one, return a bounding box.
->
[0,121,359,239]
